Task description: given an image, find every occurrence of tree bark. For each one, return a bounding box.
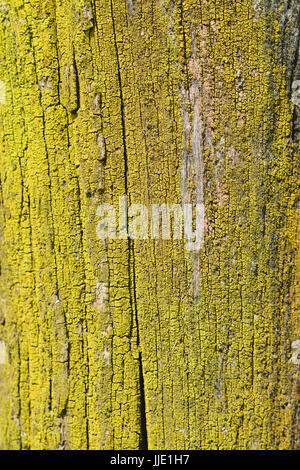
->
[0,0,299,450]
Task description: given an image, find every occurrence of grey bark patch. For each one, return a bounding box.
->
[127,0,136,16]
[292,340,300,349]
[82,9,94,30]
[38,77,53,92]
[97,134,106,161]
[60,60,80,113]
[92,93,102,115]
[180,91,205,253]
[290,340,300,365]
[180,84,205,209]
[102,347,110,365]
[0,80,5,104]
[75,1,94,31]
[291,348,300,365]
[93,281,108,314]
[180,83,206,299]
[0,340,6,364]
[292,80,300,106]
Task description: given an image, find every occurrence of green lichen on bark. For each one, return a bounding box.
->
[0,0,299,450]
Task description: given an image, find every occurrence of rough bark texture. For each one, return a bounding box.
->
[0,0,299,450]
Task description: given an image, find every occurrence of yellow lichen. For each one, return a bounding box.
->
[0,0,298,450]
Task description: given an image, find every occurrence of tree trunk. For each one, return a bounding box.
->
[0,0,299,450]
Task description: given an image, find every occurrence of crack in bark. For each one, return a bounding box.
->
[110,0,148,449]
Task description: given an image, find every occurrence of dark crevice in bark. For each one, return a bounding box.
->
[138,351,148,450]
[71,49,81,115]
[280,1,300,450]
[132,241,148,450]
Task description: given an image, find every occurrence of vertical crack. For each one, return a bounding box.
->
[138,351,148,449]
[109,0,148,449]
